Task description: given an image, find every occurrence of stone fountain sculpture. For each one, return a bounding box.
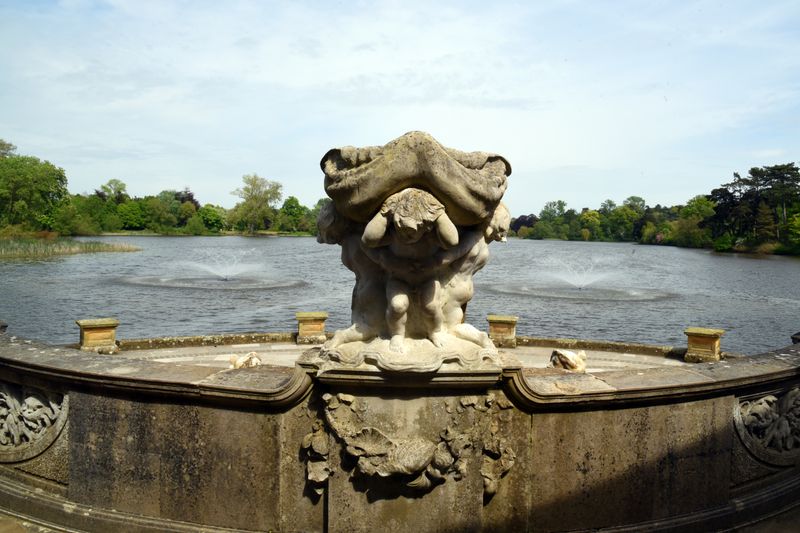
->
[314,131,511,372]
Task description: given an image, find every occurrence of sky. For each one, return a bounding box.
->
[1,0,799,216]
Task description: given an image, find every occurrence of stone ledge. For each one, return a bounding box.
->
[117,332,296,351]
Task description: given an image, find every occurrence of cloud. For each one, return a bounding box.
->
[1,0,799,214]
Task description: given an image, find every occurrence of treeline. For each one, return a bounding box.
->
[512,162,800,254]
[0,139,323,236]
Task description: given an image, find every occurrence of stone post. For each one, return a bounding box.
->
[487,315,518,348]
[76,318,120,353]
[684,327,724,363]
[296,312,328,344]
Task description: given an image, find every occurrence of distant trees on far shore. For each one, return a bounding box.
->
[0,138,324,237]
[3,137,799,254]
[512,163,800,254]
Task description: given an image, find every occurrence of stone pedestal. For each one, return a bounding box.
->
[487,315,518,348]
[296,312,328,344]
[75,318,119,353]
[684,327,724,362]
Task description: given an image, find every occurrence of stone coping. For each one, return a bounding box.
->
[486,314,518,324]
[684,327,725,338]
[515,335,689,357]
[115,332,297,351]
[1,333,799,410]
[75,318,120,328]
[0,335,310,407]
[295,312,329,320]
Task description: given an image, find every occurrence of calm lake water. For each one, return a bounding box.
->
[0,236,798,354]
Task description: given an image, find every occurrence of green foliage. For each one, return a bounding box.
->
[623,196,646,214]
[680,195,716,219]
[667,217,712,248]
[579,210,602,240]
[228,174,283,233]
[605,205,640,241]
[754,201,776,242]
[145,195,178,231]
[517,226,533,239]
[51,199,100,235]
[0,155,68,229]
[198,204,226,232]
[0,139,17,158]
[98,179,129,204]
[538,200,566,222]
[274,196,310,232]
[713,233,734,252]
[118,201,147,230]
[183,214,207,235]
[789,214,800,246]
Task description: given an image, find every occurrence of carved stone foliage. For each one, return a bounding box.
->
[735,387,800,466]
[301,391,515,499]
[0,380,68,463]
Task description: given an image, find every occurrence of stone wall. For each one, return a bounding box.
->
[1,334,800,532]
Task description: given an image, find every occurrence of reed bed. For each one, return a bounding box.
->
[0,238,140,259]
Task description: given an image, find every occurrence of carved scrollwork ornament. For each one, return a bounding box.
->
[0,380,68,463]
[734,386,800,466]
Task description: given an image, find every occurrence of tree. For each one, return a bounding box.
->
[623,196,646,214]
[275,196,310,232]
[680,195,716,220]
[605,205,640,241]
[761,163,800,234]
[0,155,68,228]
[539,200,566,222]
[599,199,617,215]
[183,214,207,235]
[579,210,602,240]
[198,204,226,232]
[178,201,197,226]
[788,214,800,246]
[145,196,178,231]
[99,179,129,204]
[0,139,17,158]
[175,188,201,210]
[754,201,776,242]
[118,201,147,230]
[510,213,538,233]
[229,174,283,233]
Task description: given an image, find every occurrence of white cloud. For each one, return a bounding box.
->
[1,0,799,215]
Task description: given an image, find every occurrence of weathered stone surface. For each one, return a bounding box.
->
[9,419,69,487]
[76,318,120,353]
[296,312,329,344]
[317,132,511,372]
[684,327,724,363]
[67,391,293,530]
[321,131,510,225]
[528,396,733,530]
[4,334,800,531]
[488,315,518,348]
[321,391,496,533]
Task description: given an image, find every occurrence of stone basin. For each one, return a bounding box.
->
[1,331,800,533]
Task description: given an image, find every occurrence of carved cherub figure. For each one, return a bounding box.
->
[361,188,459,352]
[317,201,387,348]
[435,203,510,347]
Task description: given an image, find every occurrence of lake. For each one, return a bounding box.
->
[0,236,797,354]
